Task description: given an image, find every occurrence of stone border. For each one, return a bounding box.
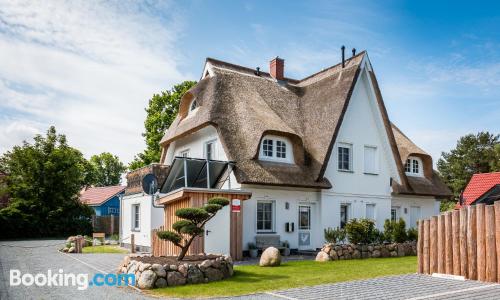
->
[117,255,234,289]
[316,241,417,261]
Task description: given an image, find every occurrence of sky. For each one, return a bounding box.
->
[0,0,499,166]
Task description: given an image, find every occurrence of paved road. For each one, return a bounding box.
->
[0,239,150,300]
[2,240,500,300]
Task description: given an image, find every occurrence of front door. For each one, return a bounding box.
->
[204,205,230,255]
[298,205,312,250]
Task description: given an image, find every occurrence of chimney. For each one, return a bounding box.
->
[341,46,345,68]
[270,57,284,80]
[352,48,356,57]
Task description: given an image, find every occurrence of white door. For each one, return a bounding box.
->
[298,205,313,250]
[410,206,421,228]
[204,205,230,255]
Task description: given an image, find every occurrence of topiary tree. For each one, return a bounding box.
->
[156,197,230,260]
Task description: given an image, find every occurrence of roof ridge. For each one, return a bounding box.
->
[298,50,367,83]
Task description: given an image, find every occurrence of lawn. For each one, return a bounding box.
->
[82,245,128,254]
[150,256,417,298]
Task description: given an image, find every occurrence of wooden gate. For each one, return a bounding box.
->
[417,202,500,283]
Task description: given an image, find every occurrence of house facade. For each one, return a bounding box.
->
[121,51,451,255]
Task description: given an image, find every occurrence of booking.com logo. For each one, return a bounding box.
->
[10,269,135,290]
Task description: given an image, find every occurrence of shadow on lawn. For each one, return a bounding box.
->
[229,268,289,283]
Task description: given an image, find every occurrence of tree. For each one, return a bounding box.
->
[89,152,126,186]
[156,197,230,260]
[437,132,500,199]
[129,81,197,170]
[0,126,94,238]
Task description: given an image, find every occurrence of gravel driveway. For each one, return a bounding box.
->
[0,239,151,300]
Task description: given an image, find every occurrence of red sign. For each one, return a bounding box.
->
[231,199,241,212]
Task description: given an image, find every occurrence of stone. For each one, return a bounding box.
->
[178,264,188,277]
[372,250,381,258]
[381,248,390,258]
[329,249,337,258]
[374,245,381,250]
[128,263,137,274]
[390,251,398,257]
[152,264,166,278]
[167,271,186,286]
[323,245,332,254]
[367,245,374,252]
[187,266,205,284]
[397,244,405,257]
[122,256,130,267]
[211,259,221,269]
[259,247,281,267]
[344,253,352,260]
[68,246,75,253]
[139,263,152,272]
[169,264,178,271]
[120,266,127,274]
[223,255,233,265]
[199,259,213,270]
[361,245,368,252]
[204,267,224,282]
[315,251,331,262]
[138,270,157,289]
[387,244,396,251]
[352,250,361,259]
[154,277,167,288]
[62,247,69,252]
[334,246,341,251]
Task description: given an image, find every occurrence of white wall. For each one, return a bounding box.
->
[391,195,439,228]
[120,193,163,248]
[241,185,321,250]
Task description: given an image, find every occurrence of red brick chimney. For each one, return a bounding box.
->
[270,57,284,80]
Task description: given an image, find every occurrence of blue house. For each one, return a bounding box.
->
[80,186,125,216]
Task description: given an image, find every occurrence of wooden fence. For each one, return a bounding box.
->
[91,215,119,235]
[151,226,203,257]
[417,203,500,283]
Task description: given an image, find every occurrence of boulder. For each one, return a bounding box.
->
[178,264,188,277]
[152,264,166,278]
[139,263,151,272]
[315,251,331,262]
[380,248,390,258]
[367,245,374,252]
[204,267,224,282]
[259,247,281,267]
[323,245,332,254]
[390,251,398,257]
[167,271,186,286]
[372,249,381,258]
[397,244,405,257]
[62,247,69,252]
[68,246,75,253]
[199,259,213,270]
[122,256,130,267]
[169,264,178,271]
[128,263,137,274]
[138,270,157,289]
[154,277,167,288]
[187,266,205,284]
[329,249,338,258]
[352,250,361,259]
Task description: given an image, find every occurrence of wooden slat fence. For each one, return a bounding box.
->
[418,203,500,283]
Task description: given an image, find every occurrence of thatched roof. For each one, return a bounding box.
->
[159,52,451,197]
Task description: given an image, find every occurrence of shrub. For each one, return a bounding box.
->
[345,218,377,244]
[384,218,408,243]
[373,228,385,244]
[407,227,418,241]
[248,242,257,250]
[324,227,346,244]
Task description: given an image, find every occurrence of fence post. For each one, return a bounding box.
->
[485,205,497,282]
[460,207,468,277]
[131,233,135,254]
[495,202,500,283]
[430,216,438,274]
[452,210,461,275]
[437,214,445,273]
[445,212,453,274]
[477,204,486,281]
[110,214,114,235]
[418,220,424,274]
[467,205,478,280]
[423,219,430,274]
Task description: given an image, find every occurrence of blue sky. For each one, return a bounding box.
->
[0,1,499,165]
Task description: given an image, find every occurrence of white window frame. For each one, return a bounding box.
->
[256,200,275,233]
[337,143,353,172]
[204,140,216,160]
[340,203,350,228]
[405,156,423,177]
[132,204,140,231]
[391,206,400,222]
[179,149,190,158]
[363,145,378,175]
[365,203,376,220]
[298,205,311,230]
[258,135,293,163]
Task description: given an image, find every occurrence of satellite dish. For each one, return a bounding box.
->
[142,173,158,195]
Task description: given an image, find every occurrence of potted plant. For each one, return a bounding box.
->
[248,242,258,258]
[282,241,290,256]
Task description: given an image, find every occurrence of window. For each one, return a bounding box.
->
[405,157,422,176]
[364,146,378,174]
[257,201,274,232]
[189,98,198,112]
[205,141,215,160]
[180,149,190,158]
[366,204,375,220]
[338,143,352,171]
[108,207,119,214]
[340,204,350,228]
[259,135,293,163]
[132,204,140,230]
[299,206,311,230]
[391,207,399,222]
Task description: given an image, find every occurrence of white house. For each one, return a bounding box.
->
[120,50,451,256]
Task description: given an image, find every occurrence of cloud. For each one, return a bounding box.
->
[0,1,190,163]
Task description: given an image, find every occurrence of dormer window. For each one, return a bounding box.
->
[189,98,198,113]
[405,156,422,176]
[259,135,293,163]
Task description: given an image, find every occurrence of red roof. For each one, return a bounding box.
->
[462,172,500,206]
[80,186,125,206]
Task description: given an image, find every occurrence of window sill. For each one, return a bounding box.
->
[256,231,277,234]
[131,229,141,232]
[338,169,354,173]
[364,172,379,176]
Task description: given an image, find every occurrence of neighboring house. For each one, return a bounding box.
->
[0,171,9,208]
[121,50,451,255]
[80,185,125,216]
[459,172,500,206]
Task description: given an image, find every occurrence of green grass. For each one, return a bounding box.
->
[150,256,417,298]
[82,245,128,254]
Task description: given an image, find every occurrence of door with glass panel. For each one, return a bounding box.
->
[298,205,312,250]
